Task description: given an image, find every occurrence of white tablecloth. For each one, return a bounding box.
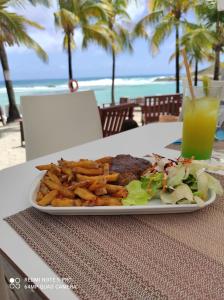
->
[0,122,183,300]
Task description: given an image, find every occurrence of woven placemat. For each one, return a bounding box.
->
[167,140,224,152]
[4,174,224,300]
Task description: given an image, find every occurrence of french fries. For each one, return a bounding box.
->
[44,178,74,198]
[89,179,106,192]
[47,171,61,185]
[95,187,107,196]
[35,158,127,207]
[73,167,103,176]
[39,182,49,196]
[36,164,61,174]
[36,164,54,171]
[59,159,99,169]
[36,191,44,202]
[95,197,122,206]
[38,190,58,206]
[103,163,110,175]
[112,189,128,198]
[76,173,119,183]
[95,156,113,164]
[106,184,124,193]
[51,198,75,207]
[74,187,96,201]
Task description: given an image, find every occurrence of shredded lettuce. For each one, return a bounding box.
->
[160,184,194,204]
[183,174,198,191]
[206,173,223,196]
[122,158,223,206]
[167,165,186,187]
[193,191,204,198]
[194,196,205,207]
[122,180,149,206]
[197,172,209,200]
[141,173,163,199]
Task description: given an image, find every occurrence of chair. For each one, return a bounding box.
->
[21,91,103,160]
[19,119,25,147]
[159,115,179,122]
[141,94,182,124]
[99,103,136,137]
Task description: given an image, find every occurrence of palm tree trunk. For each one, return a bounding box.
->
[111,50,116,106]
[213,48,220,80]
[67,33,73,81]
[175,24,180,94]
[0,43,20,123]
[214,12,220,80]
[194,59,198,86]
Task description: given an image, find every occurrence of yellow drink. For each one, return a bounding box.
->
[181,96,219,160]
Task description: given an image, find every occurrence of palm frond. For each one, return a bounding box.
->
[133,10,163,40]
[82,23,115,51]
[0,2,48,61]
[81,2,108,21]
[150,19,173,54]
[54,8,78,32]
[116,24,133,52]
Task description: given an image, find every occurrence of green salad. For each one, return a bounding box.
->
[122,155,224,206]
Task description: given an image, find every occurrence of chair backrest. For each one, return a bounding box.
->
[119,97,129,104]
[99,103,135,137]
[142,94,182,124]
[21,91,103,160]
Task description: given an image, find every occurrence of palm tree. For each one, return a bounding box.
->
[0,0,48,122]
[195,0,224,80]
[134,0,195,93]
[181,25,216,85]
[54,0,113,82]
[103,0,132,105]
[169,23,216,85]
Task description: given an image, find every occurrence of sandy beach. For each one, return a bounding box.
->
[0,110,142,171]
[0,122,25,170]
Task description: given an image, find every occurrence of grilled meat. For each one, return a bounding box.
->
[110,154,151,185]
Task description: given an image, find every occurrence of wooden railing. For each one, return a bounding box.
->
[99,103,136,137]
[141,94,182,124]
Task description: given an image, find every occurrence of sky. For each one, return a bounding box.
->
[0,0,207,81]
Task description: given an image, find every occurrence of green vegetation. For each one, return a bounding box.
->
[180,24,216,86]
[134,0,196,94]
[54,0,113,81]
[103,0,133,105]
[0,0,48,122]
[195,0,224,80]
[1,0,224,119]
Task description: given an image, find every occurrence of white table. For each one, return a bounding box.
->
[0,122,182,300]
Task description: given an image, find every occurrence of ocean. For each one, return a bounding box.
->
[0,75,182,108]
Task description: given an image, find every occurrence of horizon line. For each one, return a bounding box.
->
[0,73,175,83]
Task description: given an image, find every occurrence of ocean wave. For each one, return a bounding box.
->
[0,76,173,93]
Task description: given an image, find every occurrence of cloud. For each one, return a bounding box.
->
[5,1,148,62]
[7,2,82,54]
[127,0,147,21]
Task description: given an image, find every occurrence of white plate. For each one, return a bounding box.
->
[30,173,216,215]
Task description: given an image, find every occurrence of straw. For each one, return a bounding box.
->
[182,49,195,101]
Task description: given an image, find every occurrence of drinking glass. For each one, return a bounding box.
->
[181,84,224,160]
